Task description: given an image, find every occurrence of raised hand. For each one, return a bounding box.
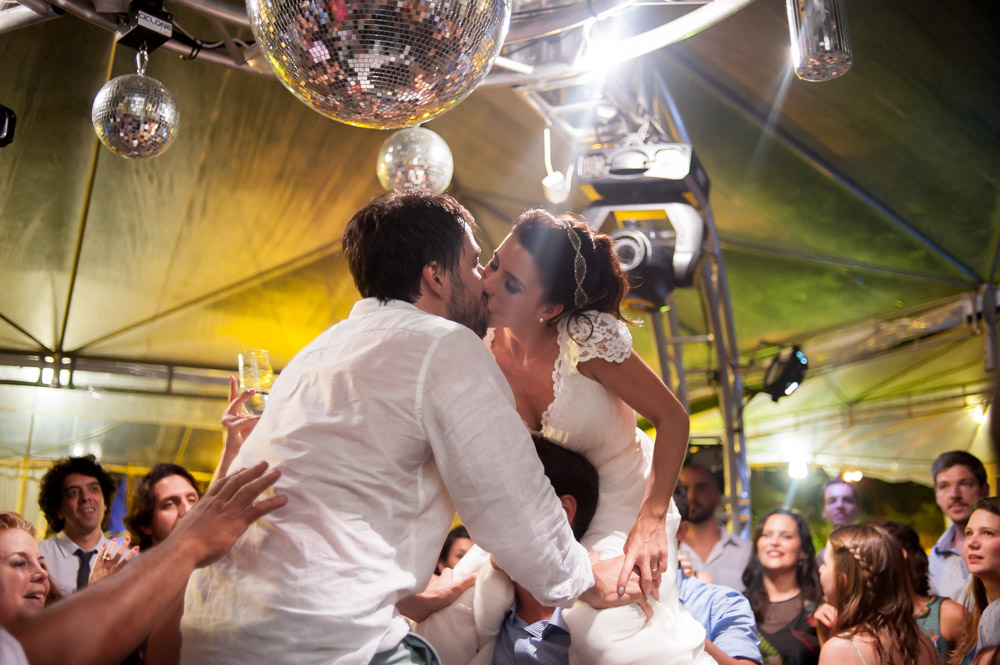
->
[170,461,288,568]
[89,536,140,585]
[216,375,261,480]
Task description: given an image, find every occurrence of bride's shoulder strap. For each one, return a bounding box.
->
[563,311,632,364]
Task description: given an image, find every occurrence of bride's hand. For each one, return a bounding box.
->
[619,512,669,597]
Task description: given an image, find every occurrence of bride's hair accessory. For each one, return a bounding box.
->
[565,224,587,308]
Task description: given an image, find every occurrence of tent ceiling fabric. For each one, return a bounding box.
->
[0,0,998,480]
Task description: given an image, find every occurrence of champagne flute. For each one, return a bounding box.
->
[238,349,274,416]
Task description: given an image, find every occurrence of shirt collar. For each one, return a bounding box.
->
[503,601,568,637]
[50,532,111,558]
[933,523,962,555]
[349,298,420,318]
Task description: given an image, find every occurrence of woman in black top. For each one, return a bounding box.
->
[743,509,823,665]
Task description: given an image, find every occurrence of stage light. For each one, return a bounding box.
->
[788,460,808,479]
[763,345,808,402]
[973,404,989,424]
[842,470,863,482]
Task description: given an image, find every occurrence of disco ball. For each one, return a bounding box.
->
[91,71,179,159]
[377,127,454,194]
[247,0,511,129]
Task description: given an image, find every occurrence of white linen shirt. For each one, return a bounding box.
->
[181,299,594,665]
[37,532,117,595]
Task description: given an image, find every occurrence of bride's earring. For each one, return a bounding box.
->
[538,317,545,324]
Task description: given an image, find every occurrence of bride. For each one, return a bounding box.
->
[448,209,711,664]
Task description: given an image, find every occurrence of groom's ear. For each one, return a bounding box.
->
[421,262,446,298]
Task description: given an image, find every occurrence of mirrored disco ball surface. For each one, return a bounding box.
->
[377,127,454,194]
[91,74,179,159]
[247,0,511,129]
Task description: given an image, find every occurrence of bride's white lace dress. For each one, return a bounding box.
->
[420,312,712,665]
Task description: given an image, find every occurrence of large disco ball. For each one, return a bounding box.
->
[247,0,511,129]
[92,74,179,159]
[377,127,454,194]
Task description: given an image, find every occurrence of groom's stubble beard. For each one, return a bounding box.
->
[446,273,488,339]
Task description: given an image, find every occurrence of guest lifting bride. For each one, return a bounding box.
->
[429,209,713,665]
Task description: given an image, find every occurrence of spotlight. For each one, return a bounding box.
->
[763,345,808,402]
[609,227,675,310]
[788,460,808,479]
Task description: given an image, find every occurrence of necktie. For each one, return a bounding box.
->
[73,548,96,590]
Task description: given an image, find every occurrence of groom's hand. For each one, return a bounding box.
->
[579,553,654,620]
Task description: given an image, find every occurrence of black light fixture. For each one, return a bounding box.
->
[763,345,808,402]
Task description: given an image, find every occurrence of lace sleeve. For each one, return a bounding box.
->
[565,312,632,364]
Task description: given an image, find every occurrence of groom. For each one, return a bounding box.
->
[180,191,647,665]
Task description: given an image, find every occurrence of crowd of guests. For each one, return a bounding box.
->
[0,191,997,665]
[2,448,996,665]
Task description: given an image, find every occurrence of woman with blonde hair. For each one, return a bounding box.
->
[819,523,937,664]
[0,512,61,626]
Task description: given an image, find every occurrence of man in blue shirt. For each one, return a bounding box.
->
[928,450,990,601]
[491,436,599,665]
[490,441,760,665]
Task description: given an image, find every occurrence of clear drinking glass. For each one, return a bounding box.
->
[238,349,274,415]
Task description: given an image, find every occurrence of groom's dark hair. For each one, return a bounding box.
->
[532,435,599,541]
[343,191,477,304]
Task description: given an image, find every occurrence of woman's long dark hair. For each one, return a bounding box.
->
[742,508,822,623]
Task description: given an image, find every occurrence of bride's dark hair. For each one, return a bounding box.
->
[510,209,631,334]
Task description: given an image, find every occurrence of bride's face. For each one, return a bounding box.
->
[483,235,551,329]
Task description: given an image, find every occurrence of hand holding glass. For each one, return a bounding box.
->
[238,350,274,415]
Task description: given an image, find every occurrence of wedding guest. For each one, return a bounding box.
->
[437,527,473,575]
[742,509,823,665]
[37,455,117,594]
[929,451,990,601]
[125,463,201,551]
[679,463,753,591]
[873,520,966,664]
[2,463,286,665]
[0,512,61,625]
[818,524,936,664]
[673,484,761,665]
[952,498,1000,665]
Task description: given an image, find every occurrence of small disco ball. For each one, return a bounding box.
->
[376,127,454,194]
[247,0,511,129]
[92,74,179,159]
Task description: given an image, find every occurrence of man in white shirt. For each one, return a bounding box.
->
[181,191,645,665]
[928,450,990,601]
[677,463,752,592]
[36,454,118,595]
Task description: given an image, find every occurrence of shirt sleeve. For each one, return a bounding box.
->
[419,327,594,607]
[706,587,762,664]
[979,600,1000,648]
[564,312,632,365]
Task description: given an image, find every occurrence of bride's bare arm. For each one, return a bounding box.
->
[580,350,689,596]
